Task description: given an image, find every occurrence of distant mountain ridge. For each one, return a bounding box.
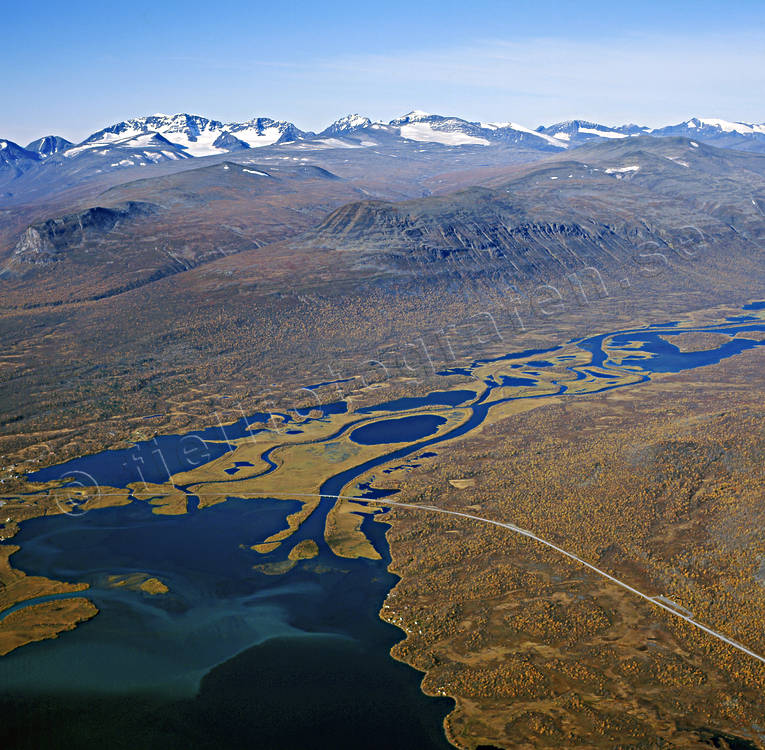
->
[80,113,306,157]
[535,120,649,146]
[8,111,765,161]
[2,112,764,201]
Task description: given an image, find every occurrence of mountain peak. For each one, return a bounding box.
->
[319,114,372,136]
[389,111,437,125]
[0,139,40,171]
[535,120,635,144]
[25,135,74,158]
[650,117,765,139]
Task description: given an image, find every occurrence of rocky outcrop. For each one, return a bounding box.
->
[11,202,159,267]
[315,188,677,285]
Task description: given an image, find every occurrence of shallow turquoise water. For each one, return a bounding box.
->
[0,498,454,749]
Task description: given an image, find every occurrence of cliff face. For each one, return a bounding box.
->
[10,202,158,268]
[13,226,55,264]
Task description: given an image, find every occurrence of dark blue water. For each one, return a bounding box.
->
[2,497,305,693]
[7,305,765,749]
[27,403,349,488]
[436,344,561,376]
[349,415,448,445]
[355,390,476,414]
[743,300,765,310]
[357,479,401,500]
[0,497,454,749]
[495,375,538,387]
[616,333,762,372]
[383,462,421,474]
[320,406,491,509]
[577,323,765,372]
[27,433,234,488]
[27,315,765,491]
[223,460,255,476]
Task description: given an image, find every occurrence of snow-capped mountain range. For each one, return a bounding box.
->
[2,112,765,190]
[79,113,304,157]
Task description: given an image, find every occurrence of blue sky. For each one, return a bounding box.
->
[3,0,764,144]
